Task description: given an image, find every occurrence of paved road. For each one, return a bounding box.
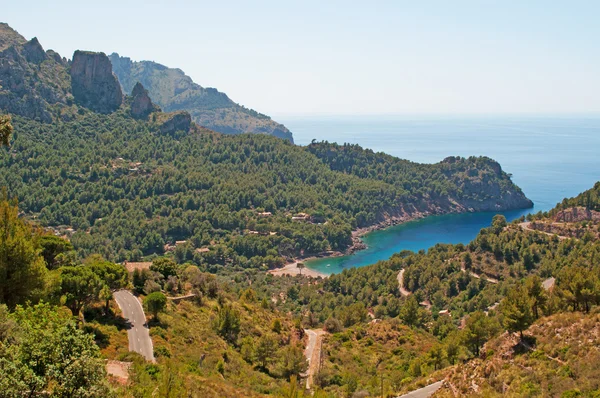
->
[519,222,568,240]
[460,266,498,284]
[397,381,444,398]
[114,290,155,362]
[304,329,326,389]
[397,269,411,297]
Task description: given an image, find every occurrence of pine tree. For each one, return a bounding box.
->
[502,285,534,340]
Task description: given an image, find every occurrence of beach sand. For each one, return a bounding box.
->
[268,260,329,278]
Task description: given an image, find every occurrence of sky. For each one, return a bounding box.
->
[2,1,600,117]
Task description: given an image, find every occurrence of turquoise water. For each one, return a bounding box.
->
[280,115,600,275]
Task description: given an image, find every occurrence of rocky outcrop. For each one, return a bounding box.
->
[70,50,122,113]
[553,207,600,223]
[130,82,160,119]
[0,31,70,122]
[22,37,47,64]
[0,23,26,51]
[159,111,191,135]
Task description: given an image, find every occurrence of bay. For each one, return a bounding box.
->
[279,115,600,275]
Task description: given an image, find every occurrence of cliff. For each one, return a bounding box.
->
[70,50,123,114]
[130,82,160,119]
[0,28,70,122]
[109,53,294,142]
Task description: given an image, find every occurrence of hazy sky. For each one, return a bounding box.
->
[3,1,599,116]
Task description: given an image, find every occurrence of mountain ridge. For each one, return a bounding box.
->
[109,52,294,142]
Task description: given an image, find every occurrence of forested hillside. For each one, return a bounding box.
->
[1,112,530,265]
[0,22,532,266]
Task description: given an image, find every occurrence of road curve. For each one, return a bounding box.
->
[114,290,155,362]
[397,381,443,398]
[519,222,569,240]
[397,269,411,297]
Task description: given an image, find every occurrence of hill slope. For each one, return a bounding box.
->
[436,310,600,397]
[109,53,294,142]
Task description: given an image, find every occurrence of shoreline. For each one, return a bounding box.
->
[269,204,533,278]
[268,212,430,279]
[267,259,330,278]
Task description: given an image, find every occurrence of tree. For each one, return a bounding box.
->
[87,259,128,290]
[0,303,111,397]
[525,275,547,318]
[463,252,473,270]
[0,199,47,308]
[276,344,307,380]
[490,214,507,235]
[399,296,421,327]
[254,334,278,370]
[556,265,600,313]
[502,285,534,340]
[150,257,178,279]
[60,265,103,317]
[38,235,74,270]
[427,343,446,370]
[99,285,113,313]
[296,262,305,275]
[461,311,497,357]
[323,317,342,333]
[214,304,240,344]
[144,292,167,320]
[0,114,12,147]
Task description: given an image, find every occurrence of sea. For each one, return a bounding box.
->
[279,115,600,275]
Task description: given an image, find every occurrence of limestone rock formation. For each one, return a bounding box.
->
[22,37,47,64]
[159,111,192,135]
[70,50,122,113]
[0,23,26,51]
[130,82,160,119]
[0,27,70,122]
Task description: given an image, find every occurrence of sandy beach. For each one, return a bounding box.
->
[268,260,329,278]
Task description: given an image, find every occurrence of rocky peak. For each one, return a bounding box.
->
[22,37,47,64]
[130,82,160,119]
[70,50,122,114]
[0,23,26,51]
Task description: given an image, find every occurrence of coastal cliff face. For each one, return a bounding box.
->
[70,51,123,113]
[307,143,533,233]
[108,53,294,142]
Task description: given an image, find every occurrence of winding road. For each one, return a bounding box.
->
[397,381,443,398]
[397,269,411,297]
[114,290,155,362]
[519,222,569,240]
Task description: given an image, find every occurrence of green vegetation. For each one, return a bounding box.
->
[143,292,167,320]
[0,302,112,397]
[0,114,12,147]
[1,113,528,268]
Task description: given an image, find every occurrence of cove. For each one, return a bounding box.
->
[287,115,600,276]
[305,208,531,275]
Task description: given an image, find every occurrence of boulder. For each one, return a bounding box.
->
[70,50,122,113]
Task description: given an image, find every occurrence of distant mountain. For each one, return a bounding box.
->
[109,53,294,142]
